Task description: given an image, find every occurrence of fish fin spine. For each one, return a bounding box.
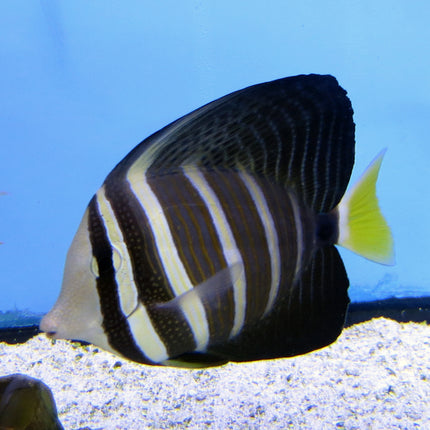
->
[336,149,395,265]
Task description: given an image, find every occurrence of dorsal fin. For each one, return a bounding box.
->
[110,74,355,212]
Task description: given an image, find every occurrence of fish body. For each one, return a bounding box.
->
[40,74,394,367]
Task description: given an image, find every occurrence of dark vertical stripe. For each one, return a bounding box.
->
[87,196,151,364]
[103,174,197,359]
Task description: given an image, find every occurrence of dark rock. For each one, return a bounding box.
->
[0,373,63,429]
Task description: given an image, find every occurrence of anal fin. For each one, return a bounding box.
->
[209,246,350,362]
[162,352,228,368]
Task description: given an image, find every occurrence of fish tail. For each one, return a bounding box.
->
[336,149,395,265]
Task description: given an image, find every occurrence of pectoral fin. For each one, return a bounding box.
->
[154,262,242,312]
[153,263,242,367]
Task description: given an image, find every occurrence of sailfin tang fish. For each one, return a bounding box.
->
[40,74,394,367]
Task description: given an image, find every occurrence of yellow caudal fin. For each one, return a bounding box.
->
[336,149,395,265]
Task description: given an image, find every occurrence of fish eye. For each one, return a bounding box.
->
[90,245,123,278]
[90,257,99,277]
[112,245,123,271]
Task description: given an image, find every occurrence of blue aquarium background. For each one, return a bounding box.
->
[0,1,429,326]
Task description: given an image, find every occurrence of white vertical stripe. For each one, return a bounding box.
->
[323,117,335,211]
[311,116,322,209]
[95,187,168,362]
[289,192,304,280]
[127,304,168,362]
[126,162,209,351]
[239,172,281,316]
[299,110,310,195]
[183,166,246,338]
[284,111,297,182]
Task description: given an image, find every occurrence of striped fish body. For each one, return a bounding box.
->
[41,74,393,366]
[92,167,321,364]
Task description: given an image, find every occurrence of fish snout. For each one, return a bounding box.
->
[39,313,59,339]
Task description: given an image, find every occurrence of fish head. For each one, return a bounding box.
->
[39,209,111,351]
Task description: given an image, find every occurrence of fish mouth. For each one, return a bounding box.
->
[39,315,59,338]
[44,331,57,339]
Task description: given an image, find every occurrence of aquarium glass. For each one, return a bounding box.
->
[1,1,429,327]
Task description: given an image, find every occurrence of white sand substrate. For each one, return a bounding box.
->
[0,318,429,430]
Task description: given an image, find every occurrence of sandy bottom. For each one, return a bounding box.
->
[0,318,429,430]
